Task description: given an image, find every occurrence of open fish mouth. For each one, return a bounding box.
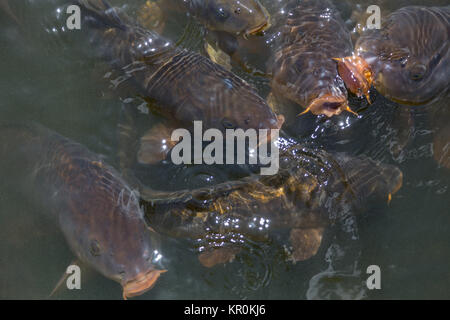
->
[245,22,269,37]
[122,269,167,299]
[299,93,355,118]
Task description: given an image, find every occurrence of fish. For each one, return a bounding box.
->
[269,0,355,117]
[335,6,450,105]
[0,123,166,299]
[137,0,271,70]
[76,0,283,132]
[175,0,270,37]
[140,137,403,265]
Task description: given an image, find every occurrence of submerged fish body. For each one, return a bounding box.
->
[337,6,450,105]
[0,123,165,299]
[174,0,270,36]
[141,138,402,259]
[269,0,354,117]
[138,0,270,67]
[77,0,282,132]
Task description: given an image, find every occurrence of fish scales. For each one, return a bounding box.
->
[270,0,353,117]
[0,123,165,299]
[151,0,269,36]
[142,143,402,240]
[77,0,282,131]
[336,6,449,105]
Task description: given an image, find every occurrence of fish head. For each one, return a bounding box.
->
[334,55,374,103]
[172,85,284,135]
[216,97,284,134]
[374,51,449,105]
[204,0,269,36]
[219,113,284,132]
[114,222,166,300]
[217,111,284,146]
[365,6,450,105]
[107,202,165,299]
[62,184,166,299]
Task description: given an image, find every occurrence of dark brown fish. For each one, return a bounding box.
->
[336,6,450,105]
[138,0,270,63]
[269,0,355,117]
[77,0,283,132]
[0,123,165,299]
[154,0,270,37]
[140,138,403,264]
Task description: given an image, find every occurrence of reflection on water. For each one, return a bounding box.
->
[0,0,449,299]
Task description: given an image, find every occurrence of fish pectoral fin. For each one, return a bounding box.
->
[198,247,241,268]
[289,228,325,262]
[49,260,81,298]
[298,107,311,116]
[345,106,359,116]
[137,122,178,165]
[205,42,232,71]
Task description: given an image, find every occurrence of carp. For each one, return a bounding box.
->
[138,137,403,266]
[176,0,269,37]
[269,0,356,117]
[0,123,166,299]
[335,5,450,105]
[138,0,270,67]
[76,0,283,132]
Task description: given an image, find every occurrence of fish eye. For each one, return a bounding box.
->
[222,118,236,129]
[409,63,427,81]
[234,7,241,15]
[217,7,229,20]
[90,239,102,257]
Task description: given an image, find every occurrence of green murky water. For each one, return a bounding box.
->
[0,0,449,299]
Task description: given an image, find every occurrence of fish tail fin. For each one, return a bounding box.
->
[76,0,127,30]
[336,154,403,205]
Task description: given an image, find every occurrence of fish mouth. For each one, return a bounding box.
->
[243,5,271,38]
[244,21,270,38]
[122,269,167,300]
[300,93,355,118]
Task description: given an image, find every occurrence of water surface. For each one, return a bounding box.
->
[0,0,449,299]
